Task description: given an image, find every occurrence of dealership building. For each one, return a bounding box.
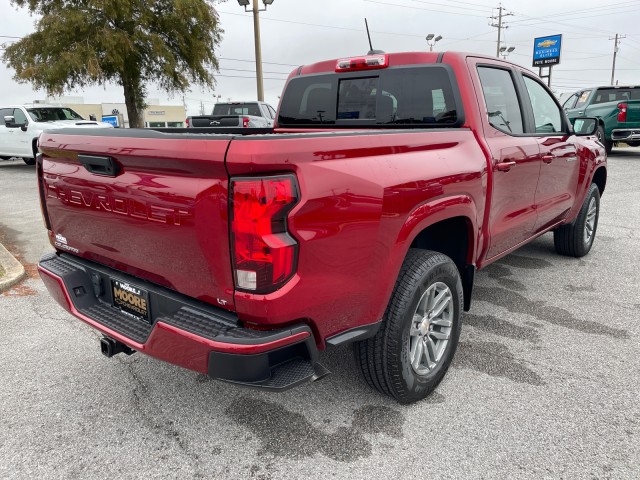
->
[40,96,186,128]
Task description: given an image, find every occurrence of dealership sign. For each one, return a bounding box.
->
[101,115,119,127]
[532,34,562,67]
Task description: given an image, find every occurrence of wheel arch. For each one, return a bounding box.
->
[592,166,607,196]
[408,215,476,311]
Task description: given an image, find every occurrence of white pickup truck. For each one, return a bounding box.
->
[0,105,113,165]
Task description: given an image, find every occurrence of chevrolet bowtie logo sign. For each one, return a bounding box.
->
[537,39,557,48]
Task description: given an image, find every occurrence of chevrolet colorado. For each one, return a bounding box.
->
[37,52,606,403]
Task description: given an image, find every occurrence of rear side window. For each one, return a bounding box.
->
[278,65,461,127]
[477,66,524,134]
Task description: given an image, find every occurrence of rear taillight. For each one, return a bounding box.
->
[618,102,627,122]
[230,175,299,293]
[185,117,190,127]
[36,152,52,230]
[242,117,250,128]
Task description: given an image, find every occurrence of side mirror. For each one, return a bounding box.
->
[573,117,598,136]
[4,115,16,128]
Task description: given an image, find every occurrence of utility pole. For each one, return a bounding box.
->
[489,4,513,58]
[609,33,626,86]
[251,0,265,101]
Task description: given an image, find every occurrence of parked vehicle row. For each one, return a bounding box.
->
[0,105,112,164]
[563,85,640,153]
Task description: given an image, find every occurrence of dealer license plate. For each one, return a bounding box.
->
[111,279,150,323]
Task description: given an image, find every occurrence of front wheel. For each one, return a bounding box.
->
[23,157,36,165]
[354,249,463,404]
[554,183,600,257]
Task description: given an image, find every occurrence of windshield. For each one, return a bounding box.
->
[26,107,84,122]
[212,103,262,116]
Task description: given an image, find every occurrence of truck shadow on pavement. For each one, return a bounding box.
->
[226,397,404,463]
[453,243,630,388]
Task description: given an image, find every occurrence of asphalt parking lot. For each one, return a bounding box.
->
[1,148,639,479]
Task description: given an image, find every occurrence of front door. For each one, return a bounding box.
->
[521,76,580,231]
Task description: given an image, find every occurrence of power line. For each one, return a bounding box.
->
[361,1,490,18]
[509,0,640,24]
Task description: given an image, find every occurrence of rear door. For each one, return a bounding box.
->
[473,63,541,260]
[38,129,236,310]
[520,74,580,232]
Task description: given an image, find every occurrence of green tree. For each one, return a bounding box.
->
[2,0,223,127]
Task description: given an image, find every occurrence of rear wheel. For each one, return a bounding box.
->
[354,249,463,404]
[554,183,600,257]
[596,125,613,154]
[23,157,36,165]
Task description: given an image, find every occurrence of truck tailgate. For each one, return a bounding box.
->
[38,130,236,310]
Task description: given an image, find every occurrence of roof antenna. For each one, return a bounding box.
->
[365,18,385,55]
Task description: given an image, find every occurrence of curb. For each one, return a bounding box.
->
[0,242,26,292]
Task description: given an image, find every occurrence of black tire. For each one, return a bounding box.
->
[554,183,600,257]
[354,249,463,404]
[626,141,640,147]
[23,142,38,165]
[596,125,613,154]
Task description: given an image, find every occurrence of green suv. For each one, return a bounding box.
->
[563,86,640,153]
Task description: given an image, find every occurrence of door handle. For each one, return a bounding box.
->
[496,161,516,172]
[542,155,554,163]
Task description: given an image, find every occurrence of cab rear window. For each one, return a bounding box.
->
[278,65,463,127]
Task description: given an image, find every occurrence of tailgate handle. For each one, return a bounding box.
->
[79,155,120,177]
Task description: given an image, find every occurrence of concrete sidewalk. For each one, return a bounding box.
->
[0,242,25,292]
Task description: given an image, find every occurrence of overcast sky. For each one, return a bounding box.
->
[1,0,639,116]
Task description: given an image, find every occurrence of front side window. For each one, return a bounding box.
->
[523,76,562,133]
[562,93,578,109]
[13,108,28,124]
[575,90,592,109]
[477,67,524,134]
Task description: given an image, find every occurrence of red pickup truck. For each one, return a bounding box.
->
[37,52,606,403]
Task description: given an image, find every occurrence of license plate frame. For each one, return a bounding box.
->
[111,279,151,324]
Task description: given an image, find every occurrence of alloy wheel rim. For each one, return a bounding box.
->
[584,197,597,245]
[408,282,453,375]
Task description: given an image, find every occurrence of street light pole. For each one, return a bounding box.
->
[251,0,264,101]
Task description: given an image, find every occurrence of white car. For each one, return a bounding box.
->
[0,105,113,165]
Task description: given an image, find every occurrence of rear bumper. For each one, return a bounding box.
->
[611,128,640,141]
[38,253,327,390]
